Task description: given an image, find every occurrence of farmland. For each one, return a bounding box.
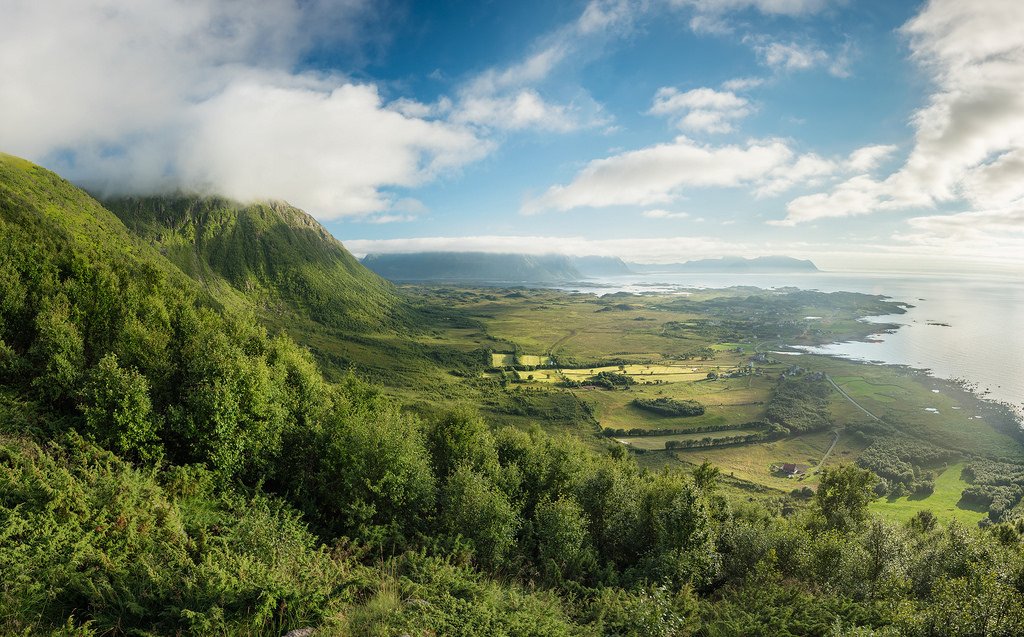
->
[394,284,1024,525]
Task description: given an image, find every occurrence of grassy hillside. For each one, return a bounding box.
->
[104,195,406,332]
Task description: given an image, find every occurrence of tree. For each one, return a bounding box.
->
[692,461,720,492]
[80,353,160,463]
[534,496,594,583]
[815,464,875,532]
[29,294,84,403]
[440,464,519,570]
[426,406,499,481]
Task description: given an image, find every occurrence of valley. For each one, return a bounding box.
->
[386,284,1024,523]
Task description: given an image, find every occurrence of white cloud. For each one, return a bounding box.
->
[650,87,752,133]
[450,0,629,133]
[523,136,794,213]
[525,134,899,214]
[177,76,486,218]
[672,0,829,30]
[757,144,898,198]
[892,205,1024,264]
[780,0,1024,225]
[0,0,489,219]
[672,0,829,17]
[452,90,598,132]
[754,40,830,72]
[756,153,837,197]
[642,209,690,219]
[721,77,765,91]
[846,144,899,172]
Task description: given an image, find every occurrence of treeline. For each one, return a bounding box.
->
[631,397,705,417]
[561,370,637,389]
[603,420,761,438]
[855,434,958,497]
[964,460,1024,523]
[665,432,767,449]
[765,377,834,434]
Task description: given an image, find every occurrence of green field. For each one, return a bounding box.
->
[868,463,987,525]
[490,353,553,367]
[669,430,860,490]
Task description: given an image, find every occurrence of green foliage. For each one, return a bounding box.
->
[585,371,636,389]
[440,464,520,570]
[103,195,406,332]
[631,397,705,417]
[816,464,878,532]
[765,377,834,434]
[534,496,595,583]
[0,434,348,636]
[6,154,1024,634]
[273,374,436,546]
[80,353,160,463]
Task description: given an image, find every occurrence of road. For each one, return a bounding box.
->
[814,429,841,472]
[826,374,882,422]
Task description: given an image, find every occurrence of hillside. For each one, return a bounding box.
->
[103,195,405,331]
[631,255,819,273]
[5,153,1024,636]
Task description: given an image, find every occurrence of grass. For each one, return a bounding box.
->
[867,463,987,526]
[811,355,1024,461]
[578,376,770,432]
[668,430,865,491]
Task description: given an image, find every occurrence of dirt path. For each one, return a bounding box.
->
[548,328,578,356]
[815,429,841,472]
[826,374,882,422]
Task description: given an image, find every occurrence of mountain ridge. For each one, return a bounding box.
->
[362,251,632,283]
[103,194,406,331]
[629,255,819,273]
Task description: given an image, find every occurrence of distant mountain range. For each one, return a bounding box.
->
[628,256,819,273]
[361,252,817,283]
[361,252,632,283]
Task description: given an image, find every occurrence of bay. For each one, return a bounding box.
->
[556,270,1024,420]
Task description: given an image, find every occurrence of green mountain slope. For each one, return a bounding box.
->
[103,195,405,331]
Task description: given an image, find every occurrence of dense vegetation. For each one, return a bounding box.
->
[855,433,957,496]
[5,154,1024,635]
[632,397,706,417]
[765,377,834,434]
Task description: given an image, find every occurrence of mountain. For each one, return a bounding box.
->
[361,252,633,283]
[629,255,819,273]
[362,252,583,283]
[102,195,405,331]
[569,255,633,276]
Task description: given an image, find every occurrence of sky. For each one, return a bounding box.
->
[2,0,1023,273]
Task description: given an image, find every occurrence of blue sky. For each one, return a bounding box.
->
[2,0,1023,272]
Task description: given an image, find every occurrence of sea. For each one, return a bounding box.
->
[555,270,1024,421]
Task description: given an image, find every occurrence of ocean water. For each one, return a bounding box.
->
[558,271,1024,418]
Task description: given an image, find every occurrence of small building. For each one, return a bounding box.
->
[776,463,808,477]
